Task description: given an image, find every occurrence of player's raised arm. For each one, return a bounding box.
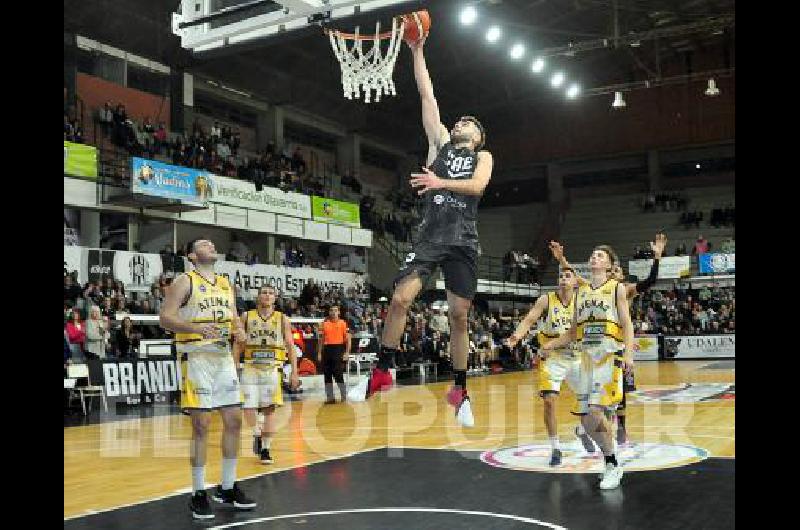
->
[550,241,588,286]
[506,294,548,347]
[408,37,449,165]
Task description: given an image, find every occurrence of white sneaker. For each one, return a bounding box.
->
[347,376,369,402]
[456,397,475,428]
[599,463,624,490]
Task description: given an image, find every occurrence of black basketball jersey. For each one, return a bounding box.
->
[414,142,481,248]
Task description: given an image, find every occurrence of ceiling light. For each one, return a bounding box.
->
[486,26,501,43]
[531,57,545,73]
[550,72,565,88]
[612,91,626,108]
[566,84,580,98]
[460,6,477,26]
[705,78,720,96]
[509,43,525,59]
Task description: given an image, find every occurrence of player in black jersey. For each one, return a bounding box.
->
[350,34,494,428]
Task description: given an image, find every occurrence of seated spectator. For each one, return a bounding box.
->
[115,316,138,358]
[65,309,87,360]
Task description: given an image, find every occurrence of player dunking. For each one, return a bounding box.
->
[542,245,635,490]
[237,285,299,465]
[550,233,666,445]
[159,238,256,519]
[506,267,596,466]
[351,33,494,427]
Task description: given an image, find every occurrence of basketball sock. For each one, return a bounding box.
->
[221,458,237,490]
[262,436,272,450]
[549,436,560,451]
[377,346,397,371]
[192,466,206,493]
[604,454,618,467]
[454,370,467,390]
[253,413,264,437]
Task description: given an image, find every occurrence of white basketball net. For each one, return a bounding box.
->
[328,19,405,103]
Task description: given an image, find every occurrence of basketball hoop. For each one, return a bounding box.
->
[326,18,404,103]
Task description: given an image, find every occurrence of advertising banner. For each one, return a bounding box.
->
[665,334,735,359]
[212,261,364,298]
[628,256,691,280]
[64,141,98,179]
[210,175,311,218]
[94,358,182,406]
[698,253,736,274]
[131,157,212,207]
[633,334,660,361]
[312,196,361,227]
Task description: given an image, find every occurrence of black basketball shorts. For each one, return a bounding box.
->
[394,241,478,300]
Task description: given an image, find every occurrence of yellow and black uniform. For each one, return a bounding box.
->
[537,291,581,396]
[176,270,241,412]
[241,309,287,408]
[573,278,625,412]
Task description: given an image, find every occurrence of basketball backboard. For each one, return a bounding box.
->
[173,0,415,53]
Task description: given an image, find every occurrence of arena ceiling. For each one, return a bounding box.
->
[65,0,734,156]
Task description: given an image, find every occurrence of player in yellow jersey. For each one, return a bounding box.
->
[160,238,256,520]
[549,233,666,445]
[506,267,596,466]
[237,285,299,464]
[542,244,635,490]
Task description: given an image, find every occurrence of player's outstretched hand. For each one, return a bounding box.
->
[549,241,564,260]
[410,167,443,195]
[651,232,667,259]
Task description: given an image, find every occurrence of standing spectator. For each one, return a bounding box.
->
[318,304,351,404]
[692,235,709,256]
[85,306,109,360]
[64,275,82,306]
[154,123,167,154]
[65,309,87,360]
[210,121,221,141]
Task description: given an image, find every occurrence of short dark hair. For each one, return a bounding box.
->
[185,238,207,262]
[560,267,575,274]
[461,116,486,150]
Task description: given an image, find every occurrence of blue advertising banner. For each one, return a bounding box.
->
[131,157,212,206]
[698,253,735,274]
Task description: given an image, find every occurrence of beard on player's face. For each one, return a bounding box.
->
[451,128,476,146]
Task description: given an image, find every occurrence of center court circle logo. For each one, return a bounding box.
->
[480,442,708,473]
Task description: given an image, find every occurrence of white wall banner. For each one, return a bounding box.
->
[64,246,84,284]
[212,261,365,297]
[559,263,591,279]
[276,215,304,237]
[629,256,691,280]
[665,334,735,359]
[112,251,164,293]
[633,334,659,361]
[210,175,312,219]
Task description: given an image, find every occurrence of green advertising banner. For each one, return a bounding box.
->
[64,141,98,179]
[311,196,361,227]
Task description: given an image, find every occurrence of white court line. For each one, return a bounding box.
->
[63,446,383,521]
[207,507,567,529]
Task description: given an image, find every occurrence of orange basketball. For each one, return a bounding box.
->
[402,10,431,45]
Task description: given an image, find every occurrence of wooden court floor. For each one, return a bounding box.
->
[64,360,734,519]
